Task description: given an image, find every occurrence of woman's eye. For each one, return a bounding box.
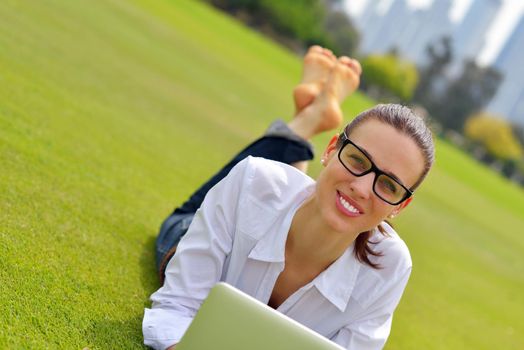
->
[348,154,367,170]
[379,177,398,194]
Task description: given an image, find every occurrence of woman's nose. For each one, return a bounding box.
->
[349,172,374,199]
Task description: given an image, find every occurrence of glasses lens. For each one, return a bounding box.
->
[339,139,411,205]
[375,174,407,204]
[339,144,372,175]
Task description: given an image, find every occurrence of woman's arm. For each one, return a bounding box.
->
[143,159,250,350]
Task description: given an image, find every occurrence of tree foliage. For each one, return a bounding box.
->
[433,61,502,132]
[512,123,524,146]
[258,0,327,44]
[413,36,453,105]
[204,0,359,55]
[361,54,419,102]
[412,37,502,132]
[465,113,523,161]
[322,9,359,56]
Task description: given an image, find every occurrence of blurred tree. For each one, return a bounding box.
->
[464,113,523,161]
[323,9,359,56]
[412,36,503,133]
[361,54,419,102]
[202,0,359,54]
[322,0,343,6]
[205,0,332,50]
[432,61,502,132]
[413,36,453,106]
[258,0,327,44]
[206,0,257,12]
[512,123,524,146]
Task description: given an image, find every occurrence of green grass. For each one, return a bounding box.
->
[1,0,523,348]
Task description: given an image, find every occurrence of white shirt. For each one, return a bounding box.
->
[143,157,412,350]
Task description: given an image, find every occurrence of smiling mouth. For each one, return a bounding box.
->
[336,191,363,216]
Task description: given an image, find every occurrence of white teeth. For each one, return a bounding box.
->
[339,195,359,214]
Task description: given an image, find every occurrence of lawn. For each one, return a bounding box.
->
[1,0,523,348]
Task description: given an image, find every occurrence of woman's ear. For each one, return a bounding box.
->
[400,196,413,210]
[321,134,339,166]
[389,197,413,218]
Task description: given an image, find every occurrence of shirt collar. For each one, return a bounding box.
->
[247,215,290,263]
[245,182,361,312]
[250,233,362,312]
[313,243,362,312]
[247,185,314,263]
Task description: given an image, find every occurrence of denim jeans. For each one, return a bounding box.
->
[155,212,195,281]
[155,120,314,282]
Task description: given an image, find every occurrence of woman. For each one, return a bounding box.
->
[143,47,435,350]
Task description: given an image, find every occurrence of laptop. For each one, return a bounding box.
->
[177,282,344,350]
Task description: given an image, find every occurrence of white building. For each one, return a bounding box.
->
[354,0,454,66]
[487,15,524,126]
[448,0,502,76]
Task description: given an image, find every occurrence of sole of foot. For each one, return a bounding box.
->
[289,56,362,138]
[293,46,337,115]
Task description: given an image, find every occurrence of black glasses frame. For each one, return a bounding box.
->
[337,134,413,205]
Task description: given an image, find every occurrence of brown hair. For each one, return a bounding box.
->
[337,104,435,269]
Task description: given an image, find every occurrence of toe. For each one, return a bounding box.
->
[338,56,352,65]
[308,45,323,54]
[338,56,362,76]
[350,59,362,75]
[323,48,336,60]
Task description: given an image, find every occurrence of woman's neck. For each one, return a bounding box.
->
[286,195,360,272]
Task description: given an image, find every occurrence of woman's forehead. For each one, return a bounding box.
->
[347,120,425,186]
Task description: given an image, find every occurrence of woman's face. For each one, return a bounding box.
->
[315,118,426,235]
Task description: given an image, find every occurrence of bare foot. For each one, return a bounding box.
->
[323,56,361,104]
[293,46,337,115]
[288,56,362,139]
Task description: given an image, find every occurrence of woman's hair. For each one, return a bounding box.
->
[337,104,435,269]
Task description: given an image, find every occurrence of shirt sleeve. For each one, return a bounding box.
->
[142,158,250,350]
[331,267,411,350]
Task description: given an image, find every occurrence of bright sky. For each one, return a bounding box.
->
[345,0,524,65]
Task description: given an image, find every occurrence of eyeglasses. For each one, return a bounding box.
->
[337,133,413,205]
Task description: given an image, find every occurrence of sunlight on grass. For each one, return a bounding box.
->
[1,0,523,348]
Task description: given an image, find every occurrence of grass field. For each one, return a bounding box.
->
[1,0,523,348]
